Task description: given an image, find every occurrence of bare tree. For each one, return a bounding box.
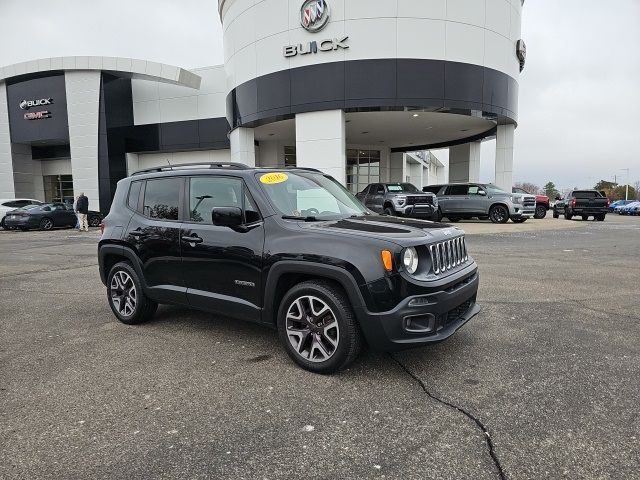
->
[514,182,541,195]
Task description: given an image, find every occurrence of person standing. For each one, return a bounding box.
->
[73,195,80,229]
[76,192,89,232]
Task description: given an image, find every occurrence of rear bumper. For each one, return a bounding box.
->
[355,269,480,351]
[568,208,608,216]
[3,217,38,228]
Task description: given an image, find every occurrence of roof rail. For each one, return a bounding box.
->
[132,162,251,176]
[280,166,323,173]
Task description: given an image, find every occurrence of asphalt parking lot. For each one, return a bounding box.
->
[1,215,638,479]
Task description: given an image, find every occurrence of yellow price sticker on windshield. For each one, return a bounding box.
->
[260,172,289,185]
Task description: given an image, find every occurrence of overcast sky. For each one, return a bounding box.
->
[1,0,638,190]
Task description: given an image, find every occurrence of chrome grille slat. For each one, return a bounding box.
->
[428,236,469,276]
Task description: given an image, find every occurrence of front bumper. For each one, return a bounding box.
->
[510,205,535,219]
[355,268,480,351]
[396,204,437,218]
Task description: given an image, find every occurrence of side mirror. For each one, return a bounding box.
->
[478,190,487,196]
[212,207,243,228]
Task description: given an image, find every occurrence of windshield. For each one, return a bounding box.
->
[485,185,508,194]
[387,183,418,193]
[257,171,368,219]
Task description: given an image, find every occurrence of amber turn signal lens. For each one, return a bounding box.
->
[381,250,393,272]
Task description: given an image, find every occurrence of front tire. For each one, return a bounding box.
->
[384,207,395,216]
[277,280,362,374]
[107,262,157,325]
[534,205,547,219]
[565,211,573,220]
[512,218,527,223]
[39,217,54,230]
[489,205,509,224]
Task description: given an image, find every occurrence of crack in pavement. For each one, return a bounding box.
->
[390,354,507,480]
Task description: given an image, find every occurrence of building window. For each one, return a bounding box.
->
[284,146,296,167]
[43,175,74,206]
[346,149,380,193]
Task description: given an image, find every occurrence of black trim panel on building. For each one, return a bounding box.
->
[227,59,518,131]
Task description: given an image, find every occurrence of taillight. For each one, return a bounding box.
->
[99,222,105,235]
[571,198,577,208]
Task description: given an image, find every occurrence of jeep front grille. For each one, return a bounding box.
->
[429,236,468,275]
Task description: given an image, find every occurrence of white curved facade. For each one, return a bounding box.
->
[222,0,522,91]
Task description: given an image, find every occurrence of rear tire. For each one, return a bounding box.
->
[582,215,589,221]
[512,218,527,223]
[446,217,460,223]
[595,214,606,222]
[565,211,573,220]
[489,205,509,224]
[107,261,157,325]
[534,205,547,219]
[277,280,362,374]
[553,211,559,219]
[89,215,101,227]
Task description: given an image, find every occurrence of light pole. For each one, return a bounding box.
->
[621,168,630,200]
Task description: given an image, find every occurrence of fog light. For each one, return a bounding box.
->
[403,313,436,333]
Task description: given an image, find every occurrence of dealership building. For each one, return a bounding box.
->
[0,0,524,213]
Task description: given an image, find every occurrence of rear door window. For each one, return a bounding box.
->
[143,178,181,220]
[446,185,468,196]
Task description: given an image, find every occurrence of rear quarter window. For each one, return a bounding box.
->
[127,181,143,211]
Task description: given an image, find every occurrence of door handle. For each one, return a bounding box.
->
[182,235,203,244]
[129,230,146,237]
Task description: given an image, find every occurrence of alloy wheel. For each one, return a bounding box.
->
[490,206,508,223]
[285,295,339,363]
[41,218,53,230]
[110,270,137,318]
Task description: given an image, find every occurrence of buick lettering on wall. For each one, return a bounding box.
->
[19,98,53,110]
[284,0,349,57]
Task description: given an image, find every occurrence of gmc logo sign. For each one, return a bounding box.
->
[24,111,51,120]
[19,98,53,110]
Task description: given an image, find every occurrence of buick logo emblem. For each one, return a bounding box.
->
[19,98,52,110]
[516,39,526,72]
[300,0,330,33]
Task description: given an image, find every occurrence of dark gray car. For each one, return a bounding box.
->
[356,183,438,220]
[423,183,536,224]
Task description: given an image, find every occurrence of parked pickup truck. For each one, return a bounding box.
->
[356,183,438,220]
[512,187,549,219]
[553,190,609,221]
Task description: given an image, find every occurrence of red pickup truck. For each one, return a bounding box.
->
[512,188,549,219]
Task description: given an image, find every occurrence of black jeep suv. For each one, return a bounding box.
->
[98,163,480,373]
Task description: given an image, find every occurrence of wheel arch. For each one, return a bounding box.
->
[263,261,366,326]
[98,243,145,287]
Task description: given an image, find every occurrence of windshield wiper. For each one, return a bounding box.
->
[281,215,320,222]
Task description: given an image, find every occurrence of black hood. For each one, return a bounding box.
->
[295,215,463,244]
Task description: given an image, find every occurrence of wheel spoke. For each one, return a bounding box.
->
[310,337,330,361]
[322,320,339,348]
[309,297,330,317]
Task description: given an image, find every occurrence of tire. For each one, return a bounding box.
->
[595,214,606,222]
[565,210,573,220]
[512,218,527,223]
[89,215,101,227]
[277,280,363,374]
[107,261,157,325]
[39,217,54,231]
[434,208,443,223]
[384,207,395,216]
[534,205,547,219]
[553,211,559,219]
[581,215,589,221]
[446,217,460,223]
[489,205,509,224]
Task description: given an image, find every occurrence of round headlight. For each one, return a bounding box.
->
[402,247,419,274]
